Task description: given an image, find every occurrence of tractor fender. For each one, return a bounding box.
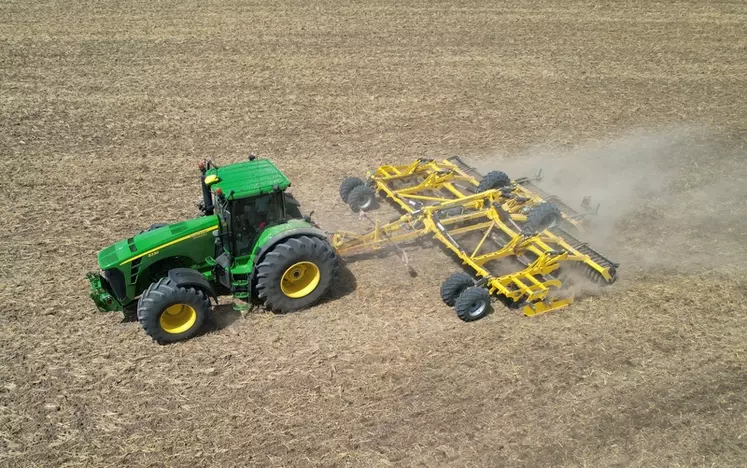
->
[249,227,331,283]
[167,268,218,303]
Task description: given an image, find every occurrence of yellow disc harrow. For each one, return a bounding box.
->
[331,157,618,319]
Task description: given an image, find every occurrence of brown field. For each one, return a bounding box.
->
[2,0,747,466]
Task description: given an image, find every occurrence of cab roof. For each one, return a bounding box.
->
[205,158,291,199]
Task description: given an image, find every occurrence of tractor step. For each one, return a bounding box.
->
[231,276,250,296]
[229,275,251,312]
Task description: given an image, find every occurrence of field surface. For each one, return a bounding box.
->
[2,0,747,466]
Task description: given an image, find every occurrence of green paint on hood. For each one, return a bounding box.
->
[97,215,219,270]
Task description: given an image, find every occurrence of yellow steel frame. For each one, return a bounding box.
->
[365,158,589,231]
[368,159,478,213]
[333,158,616,317]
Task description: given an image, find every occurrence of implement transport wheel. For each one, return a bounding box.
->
[137,278,211,344]
[256,235,339,313]
[347,185,376,212]
[440,272,474,306]
[339,177,365,203]
[454,287,492,322]
[524,203,562,233]
[476,170,511,192]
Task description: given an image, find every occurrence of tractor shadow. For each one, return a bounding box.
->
[318,262,358,304]
[201,304,243,334]
[117,265,358,339]
[118,303,242,333]
[199,263,359,335]
[253,262,358,316]
[260,263,358,314]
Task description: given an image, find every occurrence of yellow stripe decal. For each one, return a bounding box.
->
[120,225,219,265]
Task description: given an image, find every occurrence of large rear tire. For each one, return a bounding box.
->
[255,236,339,313]
[137,278,211,344]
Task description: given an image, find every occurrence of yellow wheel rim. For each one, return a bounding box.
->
[281,261,321,298]
[159,303,198,335]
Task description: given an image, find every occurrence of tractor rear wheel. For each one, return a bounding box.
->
[136,278,211,344]
[339,177,365,203]
[256,235,339,313]
[476,171,511,192]
[454,287,492,322]
[440,272,474,306]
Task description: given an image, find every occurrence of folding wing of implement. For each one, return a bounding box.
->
[332,156,619,321]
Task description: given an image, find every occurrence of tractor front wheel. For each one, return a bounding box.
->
[256,235,339,313]
[136,278,211,344]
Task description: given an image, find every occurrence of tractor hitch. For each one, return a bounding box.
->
[86,272,123,313]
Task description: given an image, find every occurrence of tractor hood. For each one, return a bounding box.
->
[96,215,219,270]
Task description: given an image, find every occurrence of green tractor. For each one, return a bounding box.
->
[86,155,340,344]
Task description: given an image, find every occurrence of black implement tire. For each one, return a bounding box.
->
[256,235,339,313]
[524,203,562,233]
[339,177,365,203]
[454,287,492,322]
[136,278,210,344]
[476,171,511,192]
[440,272,474,306]
[347,185,376,212]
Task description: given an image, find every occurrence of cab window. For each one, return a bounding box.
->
[232,193,285,255]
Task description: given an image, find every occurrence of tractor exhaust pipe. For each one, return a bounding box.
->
[199,161,214,215]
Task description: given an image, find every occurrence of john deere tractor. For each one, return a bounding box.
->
[86,155,339,344]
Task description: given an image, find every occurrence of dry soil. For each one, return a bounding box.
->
[2,0,747,466]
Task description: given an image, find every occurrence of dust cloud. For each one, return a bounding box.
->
[472,126,747,275]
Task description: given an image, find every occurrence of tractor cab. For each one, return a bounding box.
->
[214,190,287,257]
[232,193,285,254]
[199,156,293,258]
